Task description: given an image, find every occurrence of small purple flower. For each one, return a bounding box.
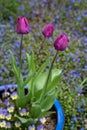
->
[0,108,7,119]
[39,117,46,124]
[37,124,44,130]
[15,121,21,127]
[7,105,14,113]
[6,122,11,128]
[0,120,6,128]
[54,33,69,51]
[10,91,18,100]
[28,125,35,130]
[4,99,10,106]
[6,113,12,120]
[19,108,28,116]
[42,24,54,38]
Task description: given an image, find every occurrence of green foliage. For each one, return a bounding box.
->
[10,51,62,123]
[14,114,35,125]
[0,0,19,20]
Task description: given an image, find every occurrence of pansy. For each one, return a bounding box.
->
[4,99,10,106]
[10,91,18,100]
[19,108,27,116]
[39,117,46,124]
[37,124,44,130]
[28,125,35,130]
[7,105,14,113]
[0,120,6,128]
[6,122,11,128]
[15,121,21,127]
[6,113,12,120]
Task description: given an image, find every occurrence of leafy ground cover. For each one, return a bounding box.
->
[0,0,87,129]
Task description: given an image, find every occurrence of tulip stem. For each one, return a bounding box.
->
[20,34,23,70]
[45,51,58,89]
[40,51,58,100]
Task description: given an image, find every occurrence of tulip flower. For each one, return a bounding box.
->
[42,24,54,38]
[54,34,69,51]
[16,16,29,34]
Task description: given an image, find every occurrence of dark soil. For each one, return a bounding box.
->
[44,115,56,130]
[44,107,57,130]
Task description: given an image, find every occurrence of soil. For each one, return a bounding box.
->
[44,106,57,130]
[44,114,56,130]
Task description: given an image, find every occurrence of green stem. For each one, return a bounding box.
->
[20,34,23,70]
[40,51,58,100]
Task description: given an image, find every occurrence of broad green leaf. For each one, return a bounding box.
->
[16,93,30,108]
[27,57,49,101]
[40,89,57,112]
[30,104,42,118]
[35,69,62,91]
[14,114,35,125]
[46,69,62,92]
[33,57,49,84]
[33,89,42,101]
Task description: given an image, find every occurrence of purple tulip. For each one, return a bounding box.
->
[42,24,54,38]
[16,16,29,34]
[54,33,69,51]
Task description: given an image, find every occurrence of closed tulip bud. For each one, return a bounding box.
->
[54,34,69,51]
[42,24,54,38]
[16,16,29,34]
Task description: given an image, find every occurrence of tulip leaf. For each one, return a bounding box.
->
[40,88,57,112]
[30,104,42,118]
[14,114,35,125]
[16,93,30,108]
[33,57,49,83]
[26,52,35,74]
[46,69,62,92]
[35,69,62,91]
[42,111,55,117]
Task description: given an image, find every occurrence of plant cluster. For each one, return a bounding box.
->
[0,16,69,130]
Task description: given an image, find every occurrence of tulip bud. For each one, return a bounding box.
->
[42,24,54,38]
[54,34,69,51]
[16,16,29,34]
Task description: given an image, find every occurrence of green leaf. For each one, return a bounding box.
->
[27,57,49,101]
[14,114,35,125]
[46,69,62,92]
[30,104,42,118]
[33,57,49,83]
[16,93,30,108]
[23,73,34,87]
[10,51,24,97]
[42,111,55,117]
[10,51,17,68]
[26,52,35,74]
[35,69,62,91]
[40,89,57,112]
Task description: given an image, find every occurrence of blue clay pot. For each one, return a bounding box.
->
[0,84,65,130]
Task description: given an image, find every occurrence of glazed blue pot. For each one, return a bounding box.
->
[0,84,65,130]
